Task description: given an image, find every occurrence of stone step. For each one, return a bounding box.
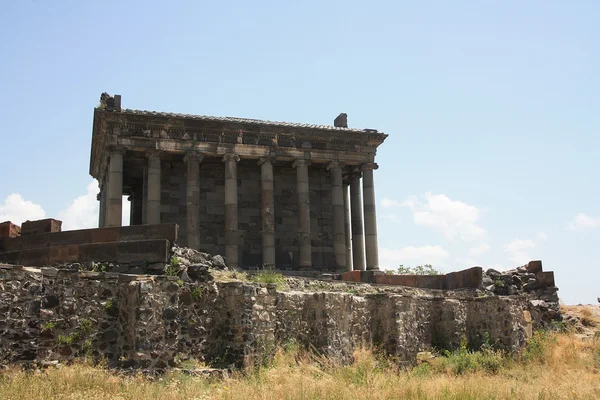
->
[0,223,178,252]
[0,239,170,266]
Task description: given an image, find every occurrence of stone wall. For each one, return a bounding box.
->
[153,159,335,270]
[0,265,532,369]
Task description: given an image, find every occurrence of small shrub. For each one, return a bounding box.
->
[250,269,288,290]
[550,320,571,333]
[522,330,555,364]
[104,299,114,312]
[43,321,56,330]
[79,319,93,334]
[91,262,108,273]
[57,334,74,346]
[396,264,441,275]
[430,336,507,375]
[165,257,181,276]
[191,286,204,300]
[82,339,94,356]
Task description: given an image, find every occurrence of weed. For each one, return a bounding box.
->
[56,334,74,346]
[250,269,288,291]
[78,319,93,334]
[521,330,555,364]
[43,321,56,330]
[104,299,114,312]
[91,262,108,273]
[191,286,204,300]
[430,335,507,375]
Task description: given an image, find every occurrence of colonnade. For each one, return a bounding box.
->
[100,149,379,271]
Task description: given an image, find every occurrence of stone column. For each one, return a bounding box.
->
[350,172,365,271]
[259,156,275,268]
[361,163,380,271]
[343,182,353,271]
[185,151,203,250]
[146,151,162,225]
[223,153,240,268]
[142,164,148,224]
[97,187,104,228]
[106,148,124,227]
[328,161,346,271]
[293,158,311,269]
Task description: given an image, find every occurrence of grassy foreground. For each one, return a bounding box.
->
[1,331,599,400]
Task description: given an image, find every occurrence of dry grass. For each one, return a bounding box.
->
[580,308,598,327]
[1,332,599,400]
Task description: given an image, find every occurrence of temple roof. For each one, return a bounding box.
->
[120,109,377,134]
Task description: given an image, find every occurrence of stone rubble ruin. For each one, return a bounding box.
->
[0,93,562,370]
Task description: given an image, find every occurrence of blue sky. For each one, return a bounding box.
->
[0,1,598,304]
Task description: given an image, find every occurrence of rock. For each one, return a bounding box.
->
[485,284,495,292]
[163,307,178,320]
[179,270,192,283]
[486,268,501,277]
[187,264,212,281]
[211,255,227,269]
[530,299,548,308]
[508,285,518,295]
[482,277,494,286]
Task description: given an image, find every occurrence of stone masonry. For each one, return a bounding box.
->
[0,264,532,369]
[91,93,387,271]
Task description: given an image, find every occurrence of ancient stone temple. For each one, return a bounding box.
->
[91,93,387,271]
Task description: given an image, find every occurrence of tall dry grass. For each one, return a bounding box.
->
[1,331,599,400]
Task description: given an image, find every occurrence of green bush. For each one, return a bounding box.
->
[521,330,555,364]
[396,264,441,275]
[192,286,204,300]
[431,336,507,375]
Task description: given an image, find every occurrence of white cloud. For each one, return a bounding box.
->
[536,232,548,241]
[57,180,101,231]
[1,179,131,231]
[399,192,486,241]
[468,243,490,257]
[568,213,600,232]
[381,198,403,208]
[379,245,450,271]
[504,239,535,265]
[380,213,401,224]
[0,194,46,225]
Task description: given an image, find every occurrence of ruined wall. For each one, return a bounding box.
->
[1,265,532,369]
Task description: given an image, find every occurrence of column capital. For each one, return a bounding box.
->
[145,149,163,159]
[348,170,363,179]
[327,160,345,171]
[360,162,379,172]
[222,153,240,163]
[184,150,204,164]
[106,145,126,156]
[257,155,275,166]
[292,158,311,169]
